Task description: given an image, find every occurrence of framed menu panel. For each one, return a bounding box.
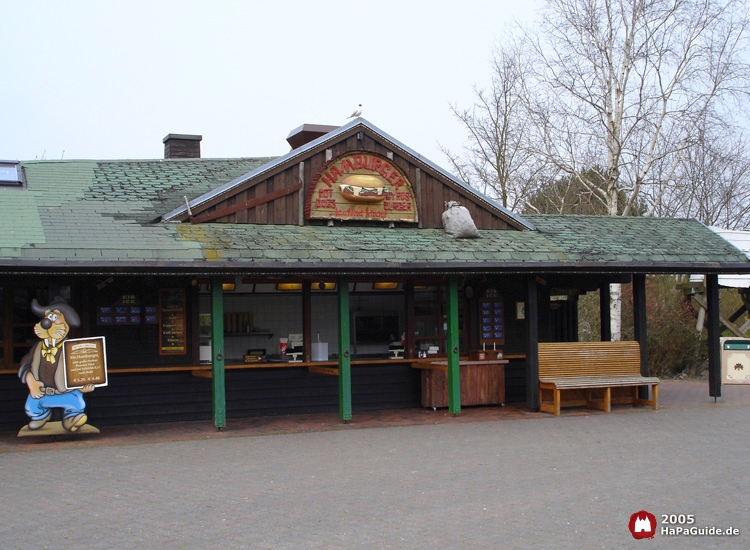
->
[479,288,505,348]
[159,288,187,355]
[63,336,108,389]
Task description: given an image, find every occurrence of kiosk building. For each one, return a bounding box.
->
[1,119,748,430]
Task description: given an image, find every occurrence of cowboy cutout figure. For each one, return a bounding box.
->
[18,297,96,432]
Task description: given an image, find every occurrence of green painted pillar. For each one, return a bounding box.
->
[337,277,352,421]
[211,276,226,429]
[446,276,461,415]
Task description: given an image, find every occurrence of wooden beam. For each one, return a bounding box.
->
[526,276,540,410]
[303,283,312,362]
[692,295,746,338]
[706,274,721,398]
[446,276,461,415]
[191,184,302,224]
[633,274,649,401]
[599,283,612,341]
[298,162,305,226]
[404,282,415,359]
[633,275,648,374]
[727,303,747,324]
[415,168,423,229]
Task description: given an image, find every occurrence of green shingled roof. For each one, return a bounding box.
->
[170,218,748,272]
[0,158,271,262]
[1,159,748,275]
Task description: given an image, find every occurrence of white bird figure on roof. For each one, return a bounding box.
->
[347,103,363,118]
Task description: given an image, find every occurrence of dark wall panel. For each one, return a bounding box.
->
[0,363,422,432]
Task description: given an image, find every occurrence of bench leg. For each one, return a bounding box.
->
[554,389,560,416]
[603,387,611,413]
[585,387,610,413]
[539,387,557,415]
[633,384,659,410]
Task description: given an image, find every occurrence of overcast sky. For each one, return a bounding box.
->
[2,0,539,172]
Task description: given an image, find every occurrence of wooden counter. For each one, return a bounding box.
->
[411,360,507,409]
[0,356,523,384]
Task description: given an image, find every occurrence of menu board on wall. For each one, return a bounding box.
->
[479,288,505,348]
[97,295,158,325]
[159,289,187,355]
[63,336,108,389]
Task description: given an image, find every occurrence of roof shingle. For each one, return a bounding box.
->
[1,159,748,275]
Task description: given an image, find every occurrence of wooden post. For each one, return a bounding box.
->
[526,276,540,410]
[706,274,722,398]
[633,274,649,400]
[599,283,612,341]
[446,276,461,415]
[303,283,312,362]
[298,161,305,226]
[337,277,352,421]
[404,282,416,358]
[210,276,226,429]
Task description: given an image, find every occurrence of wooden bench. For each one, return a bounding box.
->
[538,341,659,416]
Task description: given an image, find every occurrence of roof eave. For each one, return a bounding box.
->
[3,259,749,277]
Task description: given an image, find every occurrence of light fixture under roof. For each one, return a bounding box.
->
[373,282,399,290]
[277,283,303,291]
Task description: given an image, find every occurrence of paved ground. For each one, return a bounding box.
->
[1,379,748,549]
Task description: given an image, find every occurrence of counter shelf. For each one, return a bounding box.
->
[0,354,526,378]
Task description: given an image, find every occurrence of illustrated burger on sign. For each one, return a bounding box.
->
[339,174,389,203]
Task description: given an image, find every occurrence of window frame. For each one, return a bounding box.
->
[0,160,25,188]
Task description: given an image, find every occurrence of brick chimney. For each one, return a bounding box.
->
[163,134,202,159]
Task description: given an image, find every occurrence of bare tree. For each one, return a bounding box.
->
[448,0,750,339]
[523,0,749,216]
[654,117,750,229]
[441,42,548,210]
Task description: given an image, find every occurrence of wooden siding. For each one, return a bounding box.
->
[189,128,519,231]
[504,361,527,403]
[0,379,30,432]
[0,364,422,431]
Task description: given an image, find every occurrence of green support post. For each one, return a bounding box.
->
[337,277,352,421]
[446,276,461,415]
[211,277,226,429]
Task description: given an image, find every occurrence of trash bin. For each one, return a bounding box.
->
[720,337,750,385]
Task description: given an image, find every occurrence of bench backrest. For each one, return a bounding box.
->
[538,341,642,378]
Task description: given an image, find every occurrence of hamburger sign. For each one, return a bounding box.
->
[306,152,418,223]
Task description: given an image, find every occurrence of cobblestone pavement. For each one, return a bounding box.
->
[1,380,748,549]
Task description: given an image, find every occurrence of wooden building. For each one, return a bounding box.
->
[1,119,749,431]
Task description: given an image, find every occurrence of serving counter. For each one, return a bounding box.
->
[411,359,508,409]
